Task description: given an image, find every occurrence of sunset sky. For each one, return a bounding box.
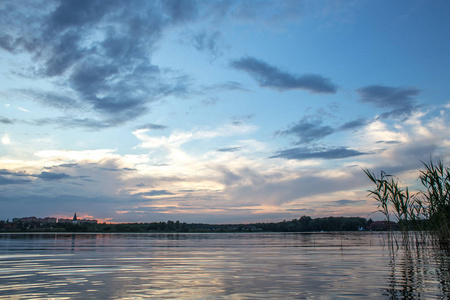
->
[1,0,450,223]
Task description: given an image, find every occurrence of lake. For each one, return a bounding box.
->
[0,232,449,299]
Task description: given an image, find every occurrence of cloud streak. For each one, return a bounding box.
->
[230,57,337,93]
[36,172,71,181]
[270,146,370,160]
[135,190,174,197]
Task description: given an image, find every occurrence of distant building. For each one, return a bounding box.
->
[17,213,97,225]
[58,213,98,225]
[79,219,98,224]
[367,221,399,231]
[19,217,57,224]
[57,218,73,224]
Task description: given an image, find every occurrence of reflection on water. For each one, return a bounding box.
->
[383,238,450,299]
[0,232,448,299]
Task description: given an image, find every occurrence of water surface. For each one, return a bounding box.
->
[0,232,449,299]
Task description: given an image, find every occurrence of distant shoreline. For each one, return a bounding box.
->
[1,216,398,233]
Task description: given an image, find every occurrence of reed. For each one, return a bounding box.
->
[364,159,450,245]
[363,169,391,223]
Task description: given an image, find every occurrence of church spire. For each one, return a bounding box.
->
[73,212,77,221]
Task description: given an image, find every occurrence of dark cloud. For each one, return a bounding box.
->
[190,30,223,59]
[0,175,31,185]
[230,57,337,93]
[0,169,33,185]
[48,0,116,32]
[198,81,248,99]
[0,169,30,177]
[202,97,219,106]
[16,89,82,111]
[161,0,198,24]
[0,169,32,185]
[220,81,246,91]
[135,190,174,197]
[1,1,311,129]
[30,117,113,130]
[357,85,421,119]
[205,0,304,24]
[1,0,193,125]
[58,163,79,168]
[211,81,247,92]
[0,35,15,52]
[97,167,135,172]
[136,183,152,187]
[270,146,370,160]
[339,118,369,131]
[36,172,70,181]
[137,123,168,130]
[0,169,74,183]
[357,85,420,108]
[217,147,241,152]
[325,199,366,207]
[230,115,253,126]
[0,116,14,124]
[44,30,86,77]
[277,114,371,144]
[376,140,401,145]
[178,189,196,193]
[378,105,423,120]
[276,117,335,144]
[217,166,266,188]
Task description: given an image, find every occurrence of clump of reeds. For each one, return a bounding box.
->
[419,160,450,244]
[364,159,450,246]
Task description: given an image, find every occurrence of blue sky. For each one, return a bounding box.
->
[1,0,450,223]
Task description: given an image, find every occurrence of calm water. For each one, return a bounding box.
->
[0,232,449,299]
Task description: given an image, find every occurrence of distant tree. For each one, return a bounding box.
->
[299,216,312,231]
[167,220,175,230]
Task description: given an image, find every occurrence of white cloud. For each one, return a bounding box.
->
[17,107,30,113]
[133,123,256,149]
[35,149,118,162]
[1,134,11,145]
[364,120,408,144]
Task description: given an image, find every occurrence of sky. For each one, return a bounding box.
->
[1,0,450,224]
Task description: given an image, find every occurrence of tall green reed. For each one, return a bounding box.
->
[363,169,392,224]
[364,168,416,246]
[364,159,450,245]
[363,169,414,227]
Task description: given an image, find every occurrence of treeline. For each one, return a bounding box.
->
[0,216,369,233]
[255,216,368,232]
